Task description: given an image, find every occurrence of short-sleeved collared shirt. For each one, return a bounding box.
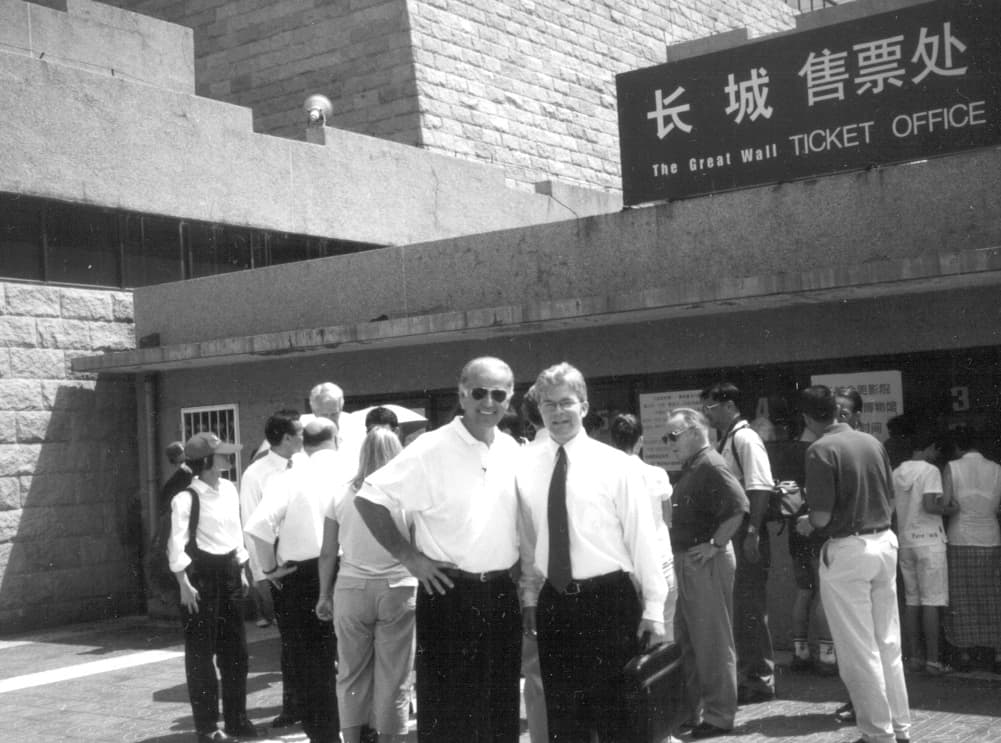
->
[669,446,749,552]
[805,422,893,539]
[244,448,353,565]
[718,419,774,492]
[168,477,249,573]
[357,417,521,573]
[516,432,667,622]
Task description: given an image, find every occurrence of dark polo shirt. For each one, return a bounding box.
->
[805,422,893,539]
[669,445,749,552]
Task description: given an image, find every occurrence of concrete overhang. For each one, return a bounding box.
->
[73,247,1001,375]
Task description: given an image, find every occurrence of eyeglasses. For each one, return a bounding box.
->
[702,401,721,412]
[662,429,688,444]
[469,387,509,403]
[540,399,580,412]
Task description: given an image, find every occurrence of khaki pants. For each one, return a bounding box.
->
[674,546,737,730]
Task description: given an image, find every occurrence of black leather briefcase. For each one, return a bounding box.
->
[621,641,686,743]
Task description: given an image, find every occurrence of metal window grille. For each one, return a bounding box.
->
[181,404,242,485]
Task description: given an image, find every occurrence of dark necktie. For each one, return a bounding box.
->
[547,446,572,593]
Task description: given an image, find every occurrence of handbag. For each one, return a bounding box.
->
[621,641,686,743]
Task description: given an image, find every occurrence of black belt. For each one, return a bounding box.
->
[833,525,890,538]
[548,570,626,596]
[443,567,512,583]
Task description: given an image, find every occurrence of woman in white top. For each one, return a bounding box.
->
[316,427,416,743]
[942,431,1001,670]
[609,413,678,642]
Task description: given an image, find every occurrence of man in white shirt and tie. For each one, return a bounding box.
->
[244,417,351,743]
[355,356,523,743]
[517,362,667,743]
[239,409,303,727]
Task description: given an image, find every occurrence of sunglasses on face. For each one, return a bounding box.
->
[662,429,687,443]
[469,387,509,403]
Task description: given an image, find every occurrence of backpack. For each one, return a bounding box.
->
[146,487,200,602]
[727,425,805,522]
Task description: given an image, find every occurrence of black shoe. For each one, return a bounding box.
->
[737,687,775,705]
[195,731,232,743]
[223,719,260,738]
[690,721,731,739]
[271,712,299,728]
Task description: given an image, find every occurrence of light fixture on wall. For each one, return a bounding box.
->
[303,94,333,126]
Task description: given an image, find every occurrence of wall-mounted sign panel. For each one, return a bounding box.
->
[639,389,718,472]
[616,0,1001,205]
[811,370,903,442]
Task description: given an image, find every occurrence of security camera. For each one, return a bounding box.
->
[303,94,333,126]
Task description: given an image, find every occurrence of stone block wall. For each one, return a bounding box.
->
[104,0,794,190]
[0,282,140,633]
[406,0,795,190]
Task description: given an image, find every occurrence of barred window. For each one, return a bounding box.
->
[180,404,242,485]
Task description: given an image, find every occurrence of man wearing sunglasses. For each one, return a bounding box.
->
[355,356,522,743]
[666,408,747,738]
[700,382,777,706]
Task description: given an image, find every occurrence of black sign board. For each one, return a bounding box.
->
[616,0,1001,205]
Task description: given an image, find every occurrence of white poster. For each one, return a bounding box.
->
[639,389,710,471]
[810,370,903,442]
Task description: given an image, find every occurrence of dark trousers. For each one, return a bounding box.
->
[415,574,521,743]
[271,559,338,743]
[537,572,641,743]
[181,550,249,734]
[734,523,775,694]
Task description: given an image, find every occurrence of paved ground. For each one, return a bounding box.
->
[0,615,999,742]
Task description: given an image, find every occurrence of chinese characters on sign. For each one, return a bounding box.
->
[811,371,903,442]
[616,0,1000,204]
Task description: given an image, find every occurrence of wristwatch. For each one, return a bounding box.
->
[709,537,724,550]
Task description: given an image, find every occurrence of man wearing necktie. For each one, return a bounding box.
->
[517,362,667,743]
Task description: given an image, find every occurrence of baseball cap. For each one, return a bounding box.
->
[165,441,186,464]
[184,432,243,460]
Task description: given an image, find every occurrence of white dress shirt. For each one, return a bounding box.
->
[240,450,292,580]
[357,417,521,573]
[168,477,249,573]
[517,432,668,622]
[244,448,353,567]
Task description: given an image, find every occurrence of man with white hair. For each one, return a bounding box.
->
[305,382,366,463]
[666,407,748,739]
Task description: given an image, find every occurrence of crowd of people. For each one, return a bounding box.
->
[158,359,1001,743]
